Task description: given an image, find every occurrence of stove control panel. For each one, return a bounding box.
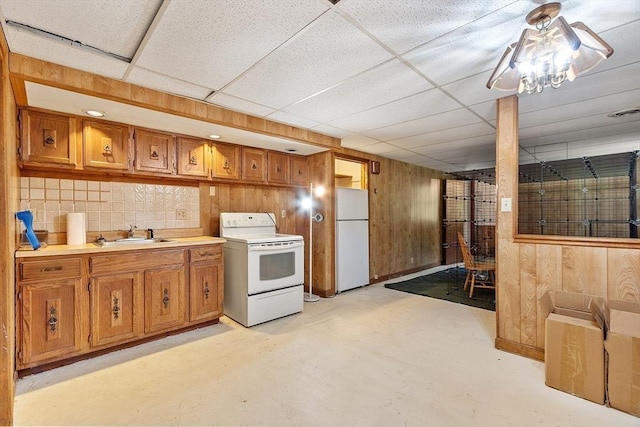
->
[220,212,276,230]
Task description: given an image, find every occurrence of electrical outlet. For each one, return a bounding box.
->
[176,209,187,220]
[281,210,286,218]
[374,274,379,280]
[411,257,414,264]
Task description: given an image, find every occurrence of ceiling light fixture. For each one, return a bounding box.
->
[487,2,613,94]
[208,134,221,139]
[83,109,105,117]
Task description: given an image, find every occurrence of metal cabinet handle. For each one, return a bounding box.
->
[162,288,170,309]
[41,266,63,272]
[48,306,58,332]
[203,281,210,299]
[112,295,120,320]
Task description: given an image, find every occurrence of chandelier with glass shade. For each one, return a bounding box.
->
[487,2,614,94]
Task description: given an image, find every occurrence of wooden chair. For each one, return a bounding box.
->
[457,232,496,298]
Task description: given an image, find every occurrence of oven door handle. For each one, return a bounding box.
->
[247,241,304,251]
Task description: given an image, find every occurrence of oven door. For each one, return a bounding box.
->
[246,240,304,294]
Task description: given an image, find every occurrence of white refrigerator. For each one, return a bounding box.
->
[335,188,370,292]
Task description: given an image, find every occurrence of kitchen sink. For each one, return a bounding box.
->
[93,237,175,247]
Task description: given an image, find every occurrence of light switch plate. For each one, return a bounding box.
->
[501,197,512,212]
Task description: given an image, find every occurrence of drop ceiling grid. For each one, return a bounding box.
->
[281,59,433,124]
[519,122,640,152]
[326,88,461,133]
[134,0,329,90]
[206,92,277,118]
[218,9,393,109]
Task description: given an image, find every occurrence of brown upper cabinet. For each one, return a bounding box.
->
[177,136,210,179]
[290,155,309,186]
[83,120,132,172]
[212,142,241,180]
[19,109,80,169]
[134,128,175,175]
[242,147,266,182]
[267,151,290,184]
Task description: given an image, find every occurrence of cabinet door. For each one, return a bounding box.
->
[20,109,78,167]
[177,136,210,178]
[90,273,142,347]
[18,279,83,368]
[290,155,309,186]
[189,262,223,322]
[134,128,175,175]
[242,147,266,182]
[267,151,290,184]
[83,120,132,171]
[144,266,186,333]
[212,142,240,179]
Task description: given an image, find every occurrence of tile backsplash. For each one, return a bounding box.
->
[20,177,200,233]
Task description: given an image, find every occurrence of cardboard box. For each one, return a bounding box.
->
[540,291,606,404]
[604,300,640,417]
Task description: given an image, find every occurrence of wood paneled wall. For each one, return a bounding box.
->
[494,95,640,361]
[1,27,19,425]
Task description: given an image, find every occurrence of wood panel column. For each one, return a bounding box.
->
[494,95,524,353]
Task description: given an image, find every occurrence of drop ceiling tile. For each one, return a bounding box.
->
[519,89,640,129]
[518,63,640,115]
[327,88,460,133]
[206,93,276,118]
[126,67,212,100]
[469,101,497,122]
[412,135,496,156]
[266,111,320,130]
[591,20,640,72]
[566,139,640,160]
[520,121,640,149]
[382,149,420,161]
[282,59,432,123]
[221,9,393,109]
[443,72,508,108]
[311,124,351,139]
[391,122,495,150]
[339,0,516,54]
[402,2,531,85]
[4,28,129,79]
[363,108,482,141]
[135,0,328,89]
[355,142,399,155]
[417,159,458,172]
[0,0,160,57]
[340,134,381,149]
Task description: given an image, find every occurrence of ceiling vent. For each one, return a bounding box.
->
[607,107,640,118]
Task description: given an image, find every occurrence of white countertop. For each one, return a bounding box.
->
[15,236,226,258]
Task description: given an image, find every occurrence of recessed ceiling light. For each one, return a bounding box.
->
[83,109,105,117]
[208,134,221,139]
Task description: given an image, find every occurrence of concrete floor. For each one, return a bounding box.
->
[14,276,637,426]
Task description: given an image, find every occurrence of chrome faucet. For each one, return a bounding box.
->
[128,224,137,238]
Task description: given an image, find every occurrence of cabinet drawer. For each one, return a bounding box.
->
[189,246,222,263]
[90,249,185,275]
[19,258,83,281]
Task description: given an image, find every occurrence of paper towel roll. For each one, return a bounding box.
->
[67,213,86,245]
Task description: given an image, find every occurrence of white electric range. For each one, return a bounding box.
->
[220,212,304,327]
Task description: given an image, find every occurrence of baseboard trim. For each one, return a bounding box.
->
[495,337,544,361]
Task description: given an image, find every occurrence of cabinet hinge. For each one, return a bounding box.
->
[17,291,22,301]
[88,334,92,344]
[88,282,92,292]
[17,350,22,362]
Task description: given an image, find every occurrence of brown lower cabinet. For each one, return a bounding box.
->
[16,244,223,371]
